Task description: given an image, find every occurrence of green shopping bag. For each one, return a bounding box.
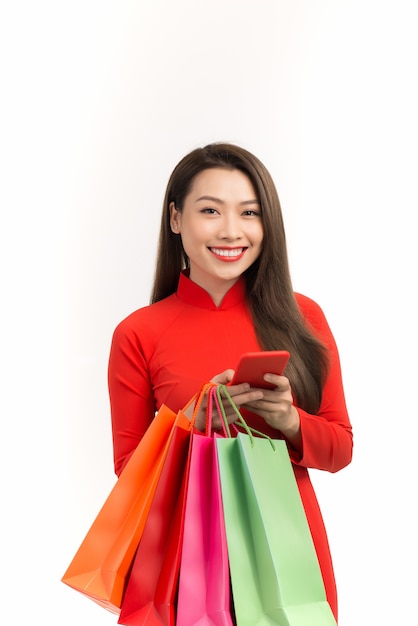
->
[215,387,337,626]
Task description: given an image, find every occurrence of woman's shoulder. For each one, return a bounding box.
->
[112,293,182,338]
[294,292,329,332]
[294,292,323,313]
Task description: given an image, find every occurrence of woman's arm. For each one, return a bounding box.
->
[108,318,155,476]
[288,297,353,473]
[241,296,353,473]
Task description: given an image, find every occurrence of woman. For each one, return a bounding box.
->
[108,142,353,622]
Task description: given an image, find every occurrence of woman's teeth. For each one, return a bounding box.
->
[210,248,244,257]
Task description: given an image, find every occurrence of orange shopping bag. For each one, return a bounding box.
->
[61,383,214,615]
[62,404,182,613]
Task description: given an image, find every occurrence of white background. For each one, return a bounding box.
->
[1,1,417,624]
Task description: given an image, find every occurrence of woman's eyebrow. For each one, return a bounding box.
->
[195,195,224,204]
[195,195,259,205]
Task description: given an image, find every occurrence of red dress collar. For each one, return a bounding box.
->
[176,270,247,311]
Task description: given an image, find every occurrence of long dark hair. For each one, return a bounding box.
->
[151,142,328,413]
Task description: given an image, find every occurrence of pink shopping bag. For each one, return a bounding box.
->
[176,386,234,626]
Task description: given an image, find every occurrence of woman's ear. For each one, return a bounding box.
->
[169,201,181,233]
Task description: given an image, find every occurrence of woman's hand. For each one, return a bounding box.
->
[190,370,301,451]
[191,369,264,432]
[242,373,301,446]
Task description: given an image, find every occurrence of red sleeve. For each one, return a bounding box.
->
[107,316,155,477]
[288,295,353,473]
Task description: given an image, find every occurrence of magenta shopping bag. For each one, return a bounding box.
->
[176,387,234,626]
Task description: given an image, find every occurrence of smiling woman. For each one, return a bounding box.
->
[169,168,264,305]
[107,142,353,622]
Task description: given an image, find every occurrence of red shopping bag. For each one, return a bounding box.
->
[176,385,234,626]
[61,404,181,613]
[118,383,214,625]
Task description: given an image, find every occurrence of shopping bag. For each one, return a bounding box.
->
[215,386,337,626]
[62,404,182,613]
[118,413,196,623]
[117,382,214,625]
[176,386,234,626]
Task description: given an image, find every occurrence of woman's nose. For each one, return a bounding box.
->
[218,215,242,239]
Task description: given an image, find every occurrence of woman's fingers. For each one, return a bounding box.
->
[210,369,235,384]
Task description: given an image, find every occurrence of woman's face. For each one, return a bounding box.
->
[170,167,263,304]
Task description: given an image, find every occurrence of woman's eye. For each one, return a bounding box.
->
[201,207,218,214]
[242,209,261,217]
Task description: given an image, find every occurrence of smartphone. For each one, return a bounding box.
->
[231,350,290,389]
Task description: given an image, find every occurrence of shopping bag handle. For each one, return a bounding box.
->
[182,381,216,428]
[215,384,276,450]
[206,384,231,438]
